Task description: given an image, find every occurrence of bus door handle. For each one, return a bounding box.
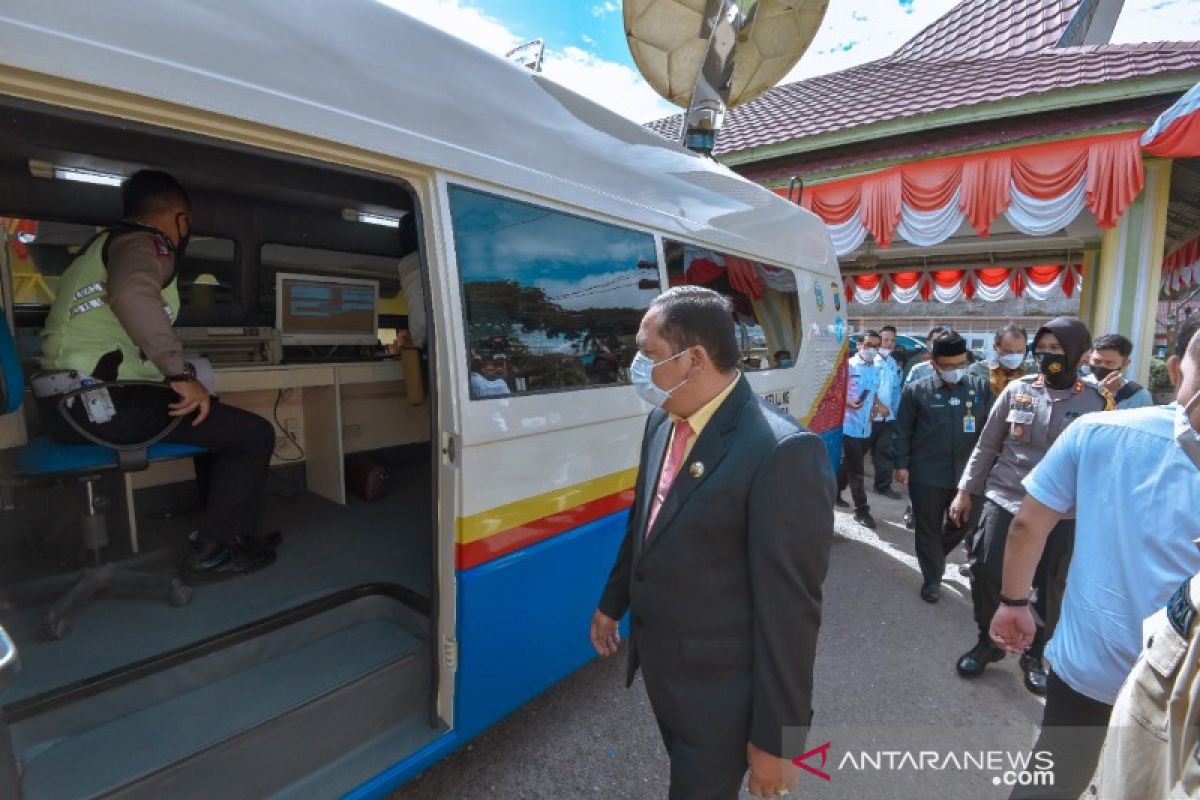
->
[441,433,457,465]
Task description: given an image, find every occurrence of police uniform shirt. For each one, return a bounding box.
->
[893,373,992,489]
[958,375,1108,515]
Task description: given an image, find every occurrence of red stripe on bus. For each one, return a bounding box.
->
[457,488,636,570]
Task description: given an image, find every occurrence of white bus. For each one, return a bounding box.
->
[0,2,845,796]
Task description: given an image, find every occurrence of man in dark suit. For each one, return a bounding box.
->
[590,286,835,800]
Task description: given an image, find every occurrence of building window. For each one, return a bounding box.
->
[448,186,660,398]
[663,240,803,370]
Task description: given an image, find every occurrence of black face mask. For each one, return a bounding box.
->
[1035,352,1074,388]
[1088,365,1117,381]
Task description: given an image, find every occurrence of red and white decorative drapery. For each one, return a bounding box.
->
[844,264,1083,306]
[1142,81,1200,159]
[781,132,1145,257]
[1163,237,1200,294]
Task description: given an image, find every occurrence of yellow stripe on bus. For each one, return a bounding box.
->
[457,467,639,544]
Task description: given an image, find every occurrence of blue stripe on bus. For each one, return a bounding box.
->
[344,508,629,799]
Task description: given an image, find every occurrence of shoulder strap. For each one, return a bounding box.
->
[1115,381,1143,403]
[101,223,178,289]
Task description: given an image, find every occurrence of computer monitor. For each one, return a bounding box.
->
[275,272,379,346]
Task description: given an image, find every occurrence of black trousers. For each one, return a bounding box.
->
[908,484,982,587]
[1009,672,1112,800]
[40,385,275,545]
[970,500,1074,657]
[657,720,748,800]
[868,420,896,491]
[837,435,871,512]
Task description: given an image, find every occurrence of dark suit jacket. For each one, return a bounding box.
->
[598,376,835,758]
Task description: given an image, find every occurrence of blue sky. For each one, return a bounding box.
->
[383,0,1200,123]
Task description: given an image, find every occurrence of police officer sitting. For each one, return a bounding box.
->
[38,170,278,581]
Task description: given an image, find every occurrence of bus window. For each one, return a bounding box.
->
[448,186,659,397]
[2,219,97,307]
[175,237,239,324]
[663,240,803,371]
[2,218,240,324]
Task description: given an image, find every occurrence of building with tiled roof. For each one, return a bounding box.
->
[646,0,1200,383]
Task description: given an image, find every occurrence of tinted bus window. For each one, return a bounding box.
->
[663,240,803,371]
[448,186,659,398]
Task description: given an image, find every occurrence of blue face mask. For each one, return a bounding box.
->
[777,359,795,369]
[997,353,1026,370]
[630,349,691,408]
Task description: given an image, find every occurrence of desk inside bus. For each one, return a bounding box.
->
[125,359,429,552]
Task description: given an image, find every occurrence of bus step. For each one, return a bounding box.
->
[11,590,434,799]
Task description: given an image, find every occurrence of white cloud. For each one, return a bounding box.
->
[591,2,619,19]
[542,46,677,123]
[781,0,958,83]
[1112,0,1200,44]
[378,0,676,123]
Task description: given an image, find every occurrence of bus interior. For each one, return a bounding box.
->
[0,99,442,797]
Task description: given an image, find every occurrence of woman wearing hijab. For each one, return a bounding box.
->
[948,317,1110,695]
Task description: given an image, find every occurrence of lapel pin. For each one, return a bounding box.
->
[689,461,705,479]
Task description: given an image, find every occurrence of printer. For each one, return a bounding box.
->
[175,327,283,367]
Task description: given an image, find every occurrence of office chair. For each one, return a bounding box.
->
[0,319,202,640]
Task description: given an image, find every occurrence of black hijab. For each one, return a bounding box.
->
[1033,317,1091,389]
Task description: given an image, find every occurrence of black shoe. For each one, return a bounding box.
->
[853,509,876,529]
[835,495,850,509]
[874,487,903,500]
[233,531,282,554]
[1020,654,1048,695]
[903,506,914,529]
[182,541,276,583]
[957,640,1005,677]
[920,582,941,603]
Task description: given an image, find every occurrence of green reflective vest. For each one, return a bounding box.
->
[41,230,180,381]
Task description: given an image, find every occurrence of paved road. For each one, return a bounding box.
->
[395,488,1048,799]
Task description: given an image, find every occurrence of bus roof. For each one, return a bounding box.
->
[0,0,836,275]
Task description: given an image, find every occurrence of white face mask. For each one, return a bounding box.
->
[939,367,966,385]
[997,353,1026,370]
[859,347,878,362]
[1176,389,1200,470]
[630,349,691,408]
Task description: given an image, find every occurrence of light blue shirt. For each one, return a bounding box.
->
[1023,404,1200,703]
[843,354,880,438]
[874,354,902,422]
[1082,373,1154,410]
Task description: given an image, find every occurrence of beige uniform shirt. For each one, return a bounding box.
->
[1091,571,1200,799]
[957,375,1108,514]
[107,231,187,377]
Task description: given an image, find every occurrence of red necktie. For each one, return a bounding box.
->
[646,419,693,539]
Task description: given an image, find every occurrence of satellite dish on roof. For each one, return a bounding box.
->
[625,0,828,154]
